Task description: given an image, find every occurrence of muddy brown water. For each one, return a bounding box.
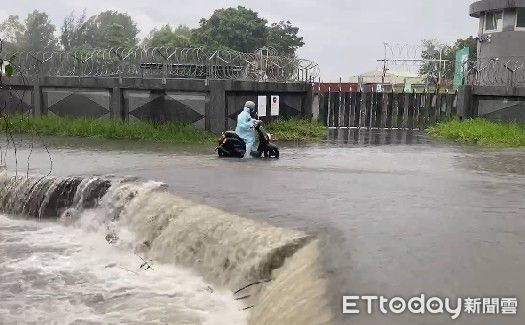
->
[1,129,524,325]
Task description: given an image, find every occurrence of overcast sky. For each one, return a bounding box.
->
[0,1,478,80]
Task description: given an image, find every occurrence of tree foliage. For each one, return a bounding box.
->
[191,7,304,55]
[1,7,305,56]
[61,11,89,51]
[192,6,269,52]
[420,37,478,82]
[87,11,139,48]
[61,10,139,50]
[267,21,304,57]
[143,25,192,48]
[22,10,59,51]
[0,15,25,51]
[453,36,477,62]
[0,11,58,52]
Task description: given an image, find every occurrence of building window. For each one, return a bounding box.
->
[485,10,503,32]
[516,8,525,29]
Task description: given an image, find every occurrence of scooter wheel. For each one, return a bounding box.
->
[218,148,224,157]
[274,149,279,159]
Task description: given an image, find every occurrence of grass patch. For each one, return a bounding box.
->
[265,118,327,141]
[427,118,525,147]
[0,115,328,143]
[0,114,216,144]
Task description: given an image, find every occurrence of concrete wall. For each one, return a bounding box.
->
[0,76,312,133]
[477,23,525,59]
[457,85,525,122]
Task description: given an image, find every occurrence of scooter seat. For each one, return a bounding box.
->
[224,131,241,139]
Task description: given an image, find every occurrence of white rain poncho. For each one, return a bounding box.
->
[235,107,256,157]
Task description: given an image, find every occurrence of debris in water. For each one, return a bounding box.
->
[105,233,119,244]
[140,261,152,270]
[233,279,272,295]
[136,253,154,271]
[234,295,250,301]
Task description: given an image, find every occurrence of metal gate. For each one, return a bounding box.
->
[318,91,457,130]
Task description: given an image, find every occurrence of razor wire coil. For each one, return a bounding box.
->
[464,57,525,86]
[2,47,319,82]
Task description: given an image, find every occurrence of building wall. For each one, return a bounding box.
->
[478,27,525,59]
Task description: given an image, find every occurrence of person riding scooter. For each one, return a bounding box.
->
[216,102,279,158]
[235,101,258,158]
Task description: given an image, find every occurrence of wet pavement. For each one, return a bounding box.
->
[1,129,524,325]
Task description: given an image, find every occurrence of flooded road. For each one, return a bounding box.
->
[1,129,524,325]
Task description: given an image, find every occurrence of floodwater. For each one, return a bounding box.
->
[1,128,524,325]
[0,215,246,324]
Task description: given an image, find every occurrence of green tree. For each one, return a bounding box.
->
[420,37,478,82]
[453,36,477,62]
[143,25,192,48]
[420,39,451,82]
[21,10,58,51]
[61,11,89,51]
[192,6,268,52]
[266,21,304,56]
[61,10,139,50]
[89,11,139,48]
[98,23,135,48]
[0,15,25,51]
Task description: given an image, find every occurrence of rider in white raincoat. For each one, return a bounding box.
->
[235,101,257,158]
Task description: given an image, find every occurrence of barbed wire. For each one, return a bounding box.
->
[464,57,525,86]
[376,42,450,84]
[384,42,425,61]
[383,43,525,87]
[4,47,319,82]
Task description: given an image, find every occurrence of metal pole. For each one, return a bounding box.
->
[381,42,387,88]
[437,47,442,93]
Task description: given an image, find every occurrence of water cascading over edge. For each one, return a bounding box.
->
[0,171,335,324]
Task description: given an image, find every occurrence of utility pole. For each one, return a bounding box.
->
[381,42,388,90]
[437,47,443,93]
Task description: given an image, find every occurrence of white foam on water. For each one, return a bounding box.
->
[0,214,247,324]
[0,173,329,324]
[100,181,311,290]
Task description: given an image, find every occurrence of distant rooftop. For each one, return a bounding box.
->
[349,70,424,84]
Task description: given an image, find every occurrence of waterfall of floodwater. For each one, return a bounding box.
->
[0,171,336,324]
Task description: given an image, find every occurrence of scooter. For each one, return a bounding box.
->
[217,120,279,158]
